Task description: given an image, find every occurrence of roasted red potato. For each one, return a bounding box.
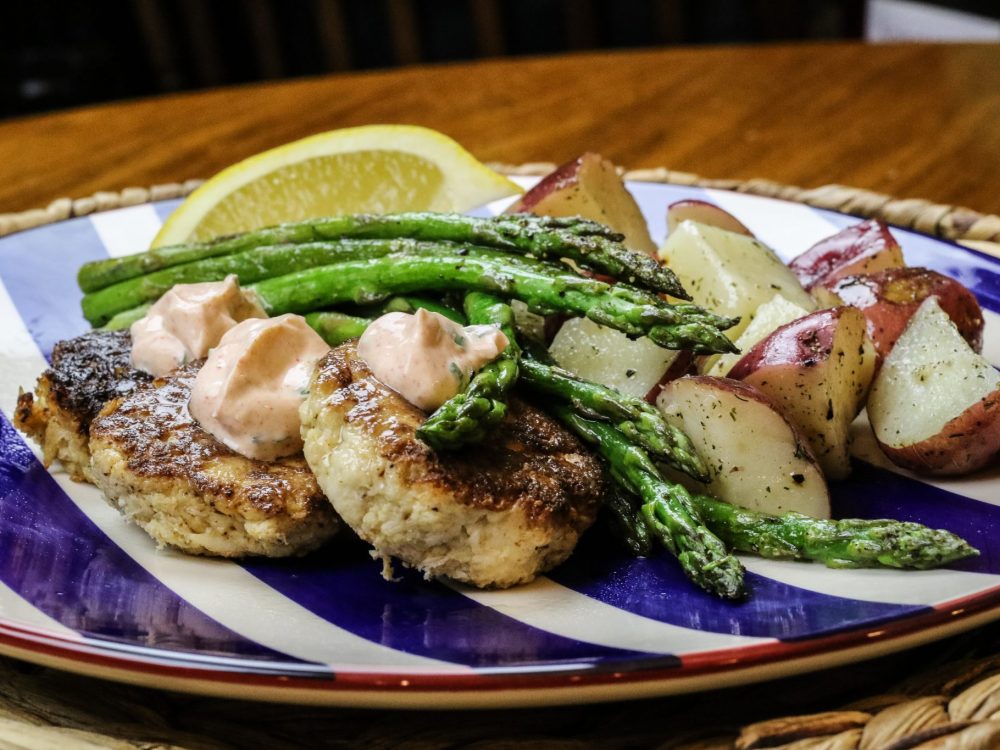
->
[812,266,984,357]
[666,199,753,237]
[657,376,830,518]
[506,153,656,255]
[868,297,1000,476]
[548,317,690,400]
[727,307,877,480]
[789,219,904,291]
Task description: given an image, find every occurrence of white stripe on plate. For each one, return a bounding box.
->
[453,577,771,655]
[981,309,1000,366]
[741,556,999,607]
[90,205,164,259]
[485,176,537,215]
[923,473,1000,508]
[0,276,50,424]
[0,580,80,639]
[704,188,841,261]
[55,478,463,672]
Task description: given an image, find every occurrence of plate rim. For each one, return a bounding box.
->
[3,596,1000,708]
[2,183,999,708]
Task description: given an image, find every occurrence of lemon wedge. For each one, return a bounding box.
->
[152,125,522,247]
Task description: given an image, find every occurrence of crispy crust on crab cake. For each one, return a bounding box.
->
[14,330,152,483]
[88,362,339,558]
[301,342,606,589]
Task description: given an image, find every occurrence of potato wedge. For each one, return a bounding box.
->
[548,317,687,399]
[868,297,1000,475]
[813,267,984,357]
[703,293,812,377]
[506,153,656,254]
[657,376,830,518]
[658,220,815,339]
[727,307,877,480]
[666,199,752,237]
[789,219,904,291]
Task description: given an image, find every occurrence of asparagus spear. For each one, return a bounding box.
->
[77,221,329,293]
[106,295,463,347]
[248,250,739,354]
[518,357,708,482]
[304,295,710,479]
[417,292,521,451]
[77,213,686,297]
[378,295,467,325]
[102,303,152,331]
[553,405,746,600]
[306,213,685,296]
[608,488,977,569]
[303,311,373,347]
[690,493,978,569]
[604,488,654,557]
[81,238,440,327]
[106,303,374,346]
[82,235,710,330]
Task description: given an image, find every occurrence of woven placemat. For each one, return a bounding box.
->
[2,165,998,255]
[2,167,1000,749]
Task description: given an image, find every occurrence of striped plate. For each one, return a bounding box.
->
[1,179,999,709]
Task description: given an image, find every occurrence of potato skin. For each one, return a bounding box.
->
[727,307,875,480]
[506,152,656,254]
[789,219,903,290]
[878,391,1000,476]
[666,199,752,236]
[815,267,984,357]
[727,308,841,380]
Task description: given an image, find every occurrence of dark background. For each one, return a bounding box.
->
[1,0,866,119]
[1,0,996,120]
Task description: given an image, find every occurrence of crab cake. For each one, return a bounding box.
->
[89,362,339,558]
[301,342,606,589]
[15,330,152,483]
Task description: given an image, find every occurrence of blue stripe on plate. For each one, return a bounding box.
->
[243,547,665,669]
[893,230,1000,312]
[0,415,308,664]
[0,217,108,360]
[547,531,927,641]
[549,455,1000,641]
[838,462,1000,575]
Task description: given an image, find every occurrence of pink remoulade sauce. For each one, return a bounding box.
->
[188,314,330,461]
[356,308,508,411]
[130,275,266,376]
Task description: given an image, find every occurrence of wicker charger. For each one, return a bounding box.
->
[1,168,999,749]
[2,165,999,254]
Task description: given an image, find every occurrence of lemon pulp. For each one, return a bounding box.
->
[188,151,446,242]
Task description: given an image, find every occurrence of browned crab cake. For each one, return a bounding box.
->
[300,342,606,589]
[15,330,152,483]
[88,362,339,558]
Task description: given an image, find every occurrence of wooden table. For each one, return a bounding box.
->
[1,42,1000,749]
[1,42,999,215]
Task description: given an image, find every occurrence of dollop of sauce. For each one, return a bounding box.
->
[188,314,330,461]
[357,309,508,411]
[130,275,266,376]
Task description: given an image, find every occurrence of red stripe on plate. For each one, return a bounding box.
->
[3,583,1000,698]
